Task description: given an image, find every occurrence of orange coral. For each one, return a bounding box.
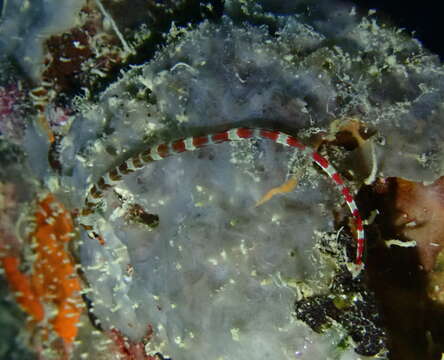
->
[1,193,83,346]
[1,256,45,322]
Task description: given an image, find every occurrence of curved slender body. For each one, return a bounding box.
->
[79,127,365,268]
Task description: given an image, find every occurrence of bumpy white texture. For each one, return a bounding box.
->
[223,0,444,183]
[338,17,444,182]
[36,0,444,359]
[58,19,340,205]
[80,141,348,359]
[67,17,364,359]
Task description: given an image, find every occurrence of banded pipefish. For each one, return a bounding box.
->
[78,127,365,272]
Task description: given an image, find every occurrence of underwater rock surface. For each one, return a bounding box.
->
[1,0,444,359]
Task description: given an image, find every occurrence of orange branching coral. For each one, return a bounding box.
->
[1,256,45,322]
[1,193,83,347]
[31,193,83,343]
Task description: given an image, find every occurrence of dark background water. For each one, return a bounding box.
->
[352,0,443,60]
[0,1,441,56]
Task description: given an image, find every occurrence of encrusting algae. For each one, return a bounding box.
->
[1,193,83,353]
